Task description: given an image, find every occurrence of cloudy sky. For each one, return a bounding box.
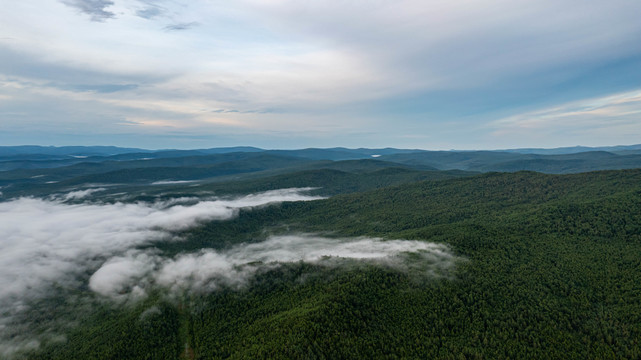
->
[1,0,640,149]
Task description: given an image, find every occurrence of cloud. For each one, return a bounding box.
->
[60,0,115,22]
[243,0,641,90]
[89,250,158,298]
[154,234,457,293]
[0,188,320,307]
[0,188,324,356]
[4,0,641,148]
[58,187,107,201]
[59,83,139,93]
[164,22,199,31]
[85,234,457,299]
[135,0,166,19]
[136,6,163,19]
[151,180,197,185]
[489,89,641,145]
[0,186,463,357]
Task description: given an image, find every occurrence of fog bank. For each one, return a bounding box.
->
[89,234,457,297]
[0,188,321,308]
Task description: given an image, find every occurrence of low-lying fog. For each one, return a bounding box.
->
[0,188,321,305]
[90,234,456,299]
[0,188,459,357]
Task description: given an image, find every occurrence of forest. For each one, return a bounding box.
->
[7,166,639,359]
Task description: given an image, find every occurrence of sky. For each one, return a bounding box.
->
[1,0,641,150]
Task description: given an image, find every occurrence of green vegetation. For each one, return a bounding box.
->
[3,145,641,199]
[28,295,182,360]
[379,150,641,173]
[14,168,641,359]
[0,158,470,200]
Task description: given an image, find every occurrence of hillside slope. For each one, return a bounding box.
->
[20,169,641,359]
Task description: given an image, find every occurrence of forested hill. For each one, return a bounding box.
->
[22,168,641,359]
[377,150,641,173]
[276,169,641,238]
[180,169,641,358]
[3,144,641,200]
[2,144,641,174]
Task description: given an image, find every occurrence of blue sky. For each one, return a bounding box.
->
[1,0,640,150]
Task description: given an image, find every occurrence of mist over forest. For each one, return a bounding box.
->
[0,144,640,358]
[0,185,457,358]
[5,0,641,356]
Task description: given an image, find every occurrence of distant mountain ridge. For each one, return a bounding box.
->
[1,144,641,186]
[0,145,151,157]
[2,144,640,157]
[498,144,641,154]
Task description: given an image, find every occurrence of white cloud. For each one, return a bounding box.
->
[0,188,321,305]
[89,250,158,298]
[59,187,106,200]
[3,0,640,146]
[151,180,196,185]
[85,234,458,298]
[154,234,457,293]
[241,0,641,89]
[0,188,324,357]
[489,89,641,146]
[0,186,462,357]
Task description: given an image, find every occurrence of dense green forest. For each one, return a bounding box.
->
[3,144,641,199]
[12,168,641,359]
